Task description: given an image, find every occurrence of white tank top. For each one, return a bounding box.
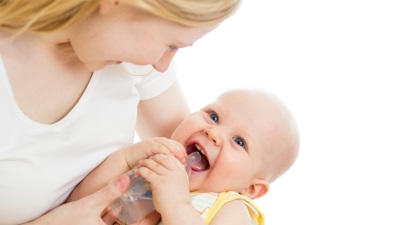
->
[0,60,177,224]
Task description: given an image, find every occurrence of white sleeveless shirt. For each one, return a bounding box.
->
[0,60,177,224]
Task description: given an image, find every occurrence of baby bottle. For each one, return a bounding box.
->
[109,152,201,224]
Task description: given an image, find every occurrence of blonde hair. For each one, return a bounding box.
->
[0,0,241,35]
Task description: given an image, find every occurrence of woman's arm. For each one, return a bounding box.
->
[22,175,134,225]
[136,81,190,139]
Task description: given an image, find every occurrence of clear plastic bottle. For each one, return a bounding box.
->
[109,152,201,224]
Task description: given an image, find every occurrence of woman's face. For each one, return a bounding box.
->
[70,2,216,72]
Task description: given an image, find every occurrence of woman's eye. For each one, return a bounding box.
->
[209,112,219,124]
[169,45,178,52]
[233,137,246,148]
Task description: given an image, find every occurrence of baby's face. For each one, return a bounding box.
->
[171,90,285,194]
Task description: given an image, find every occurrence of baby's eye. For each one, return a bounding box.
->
[233,137,246,149]
[209,112,219,124]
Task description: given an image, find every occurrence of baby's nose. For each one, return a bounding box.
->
[203,127,223,146]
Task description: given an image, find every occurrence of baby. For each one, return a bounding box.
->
[68,88,299,225]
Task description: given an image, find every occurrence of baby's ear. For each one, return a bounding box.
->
[240,179,269,200]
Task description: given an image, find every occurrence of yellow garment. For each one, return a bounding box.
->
[190,191,264,224]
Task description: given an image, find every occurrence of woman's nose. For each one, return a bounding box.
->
[152,50,177,72]
[203,127,223,146]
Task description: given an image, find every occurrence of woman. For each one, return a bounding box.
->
[0,0,241,224]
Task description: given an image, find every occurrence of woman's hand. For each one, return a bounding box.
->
[23,175,160,225]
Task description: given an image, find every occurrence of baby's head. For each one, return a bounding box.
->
[171,88,299,199]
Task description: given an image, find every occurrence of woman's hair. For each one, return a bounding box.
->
[0,0,241,35]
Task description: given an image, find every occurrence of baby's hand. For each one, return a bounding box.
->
[124,137,187,168]
[137,154,191,215]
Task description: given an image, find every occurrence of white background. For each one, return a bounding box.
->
[175,1,400,224]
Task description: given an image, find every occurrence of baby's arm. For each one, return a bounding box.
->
[67,137,186,202]
[209,200,253,225]
[138,154,254,225]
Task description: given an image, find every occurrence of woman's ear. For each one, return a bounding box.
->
[240,179,269,200]
[98,0,119,14]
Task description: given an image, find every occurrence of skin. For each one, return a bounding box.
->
[24,175,132,225]
[0,0,218,224]
[67,137,187,225]
[69,89,299,225]
[67,137,187,202]
[137,89,299,225]
[0,1,215,127]
[168,90,273,196]
[70,2,217,72]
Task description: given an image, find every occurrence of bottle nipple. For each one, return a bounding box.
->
[185,151,201,177]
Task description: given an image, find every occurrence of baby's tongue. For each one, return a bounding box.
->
[191,156,209,171]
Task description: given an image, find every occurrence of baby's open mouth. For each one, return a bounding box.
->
[186,143,210,171]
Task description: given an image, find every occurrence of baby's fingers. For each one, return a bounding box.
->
[152,138,187,162]
[139,154,183,176]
